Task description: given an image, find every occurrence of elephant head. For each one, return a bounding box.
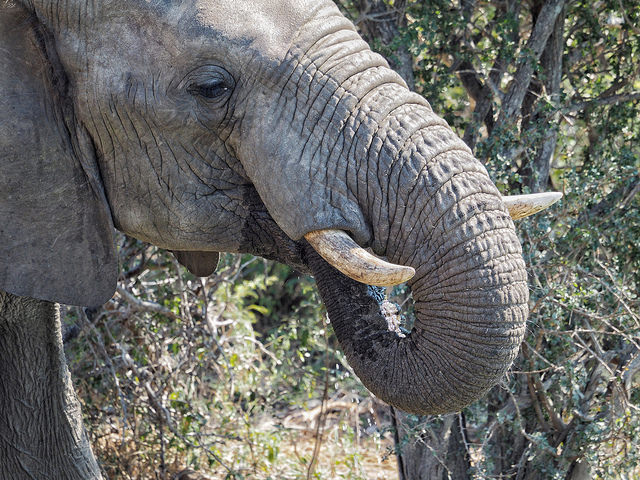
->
[0,0,559,414]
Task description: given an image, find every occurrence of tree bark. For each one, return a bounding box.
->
[566,460,592,480]
[393,409,471,480]
[497,0,566,127]
[522,2,566,192]
[0,291,103,480]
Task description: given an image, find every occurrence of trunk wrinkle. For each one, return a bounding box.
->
[413,252,527,298]
[394,168,498,261]
[408,223,520,287]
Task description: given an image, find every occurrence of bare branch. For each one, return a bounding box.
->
[563,91,640,113]
[116,285,181,320]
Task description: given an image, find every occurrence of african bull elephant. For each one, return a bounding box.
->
[0,1,559,477]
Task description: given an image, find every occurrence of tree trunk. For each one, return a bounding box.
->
[522,2,565,192]
[393,409,471,480]
[496,0,566,127]
[353,0,415,90]
[0,291,103,480]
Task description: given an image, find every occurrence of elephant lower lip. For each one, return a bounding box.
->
[171,250,220,277]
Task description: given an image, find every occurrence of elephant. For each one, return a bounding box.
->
[0,0,560,477]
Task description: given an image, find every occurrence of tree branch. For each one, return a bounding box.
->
[521,2,565,191]
[497,0,566,125]
[562,91,640,113]
[116,285,180,320]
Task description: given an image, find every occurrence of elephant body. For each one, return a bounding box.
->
[1,0,531,476]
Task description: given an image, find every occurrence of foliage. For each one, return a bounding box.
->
[64,236,397,479]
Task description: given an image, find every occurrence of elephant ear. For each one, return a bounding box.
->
[0,5,117,306]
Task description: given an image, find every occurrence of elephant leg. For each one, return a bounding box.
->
[0,291,102,480]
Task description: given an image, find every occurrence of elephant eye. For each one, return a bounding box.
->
[188,80,230,99]
[184,65,235,104]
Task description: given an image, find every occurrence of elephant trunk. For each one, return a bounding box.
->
[302,85,530,414]
[240,14,529,413]
[307,109,528,414]
[306,100,530,413]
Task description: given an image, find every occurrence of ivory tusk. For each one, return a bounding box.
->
[503,192,563,220]
[304,229,415,287]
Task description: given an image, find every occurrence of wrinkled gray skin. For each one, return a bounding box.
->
[0,1,529,477]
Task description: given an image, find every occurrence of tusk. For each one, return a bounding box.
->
[304,229,415,287]
[503,192,563,220]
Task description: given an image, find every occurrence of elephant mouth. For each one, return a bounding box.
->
[176,191,561,288]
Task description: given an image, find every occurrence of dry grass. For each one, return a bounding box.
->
[88,395,399,479]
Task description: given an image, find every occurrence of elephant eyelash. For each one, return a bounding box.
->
[188,81,230,99]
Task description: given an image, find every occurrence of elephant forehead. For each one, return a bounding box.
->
[186,0,343,62]
[63,1,351,87]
